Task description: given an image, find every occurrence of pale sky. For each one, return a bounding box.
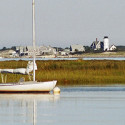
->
[0,0,125,48]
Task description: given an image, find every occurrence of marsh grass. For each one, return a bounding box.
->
[0,60,125,85]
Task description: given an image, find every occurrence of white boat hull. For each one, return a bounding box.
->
[0,81,57,93]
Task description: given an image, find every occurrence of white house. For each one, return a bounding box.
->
[0,50,17,57]
[91,41,102,50]
[59,49,70,56]
[91,38,104,50]
[109,45,117,51]
[39,46,56,55]
[59,51,67,56]
[26,46,40,56]
[70,44,85,52]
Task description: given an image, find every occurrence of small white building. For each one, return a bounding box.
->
[70,44,85,52]
[39,46,56,55]
[59,51,67,56]
[110,45,117,51]
[26,46,40,56]
[59,49,70,56]
[0,50,17,57]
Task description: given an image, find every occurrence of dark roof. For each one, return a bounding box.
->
[104,36,108,39]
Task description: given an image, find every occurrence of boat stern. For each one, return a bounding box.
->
[52,80,57,89]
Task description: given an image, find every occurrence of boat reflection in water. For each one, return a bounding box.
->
[0,94,60,125]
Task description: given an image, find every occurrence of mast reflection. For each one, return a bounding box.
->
[0,94,60,125]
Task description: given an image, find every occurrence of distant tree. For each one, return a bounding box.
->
[84,46,93,53]
[11,46,16,51]
[2,47,7,50]
[75,49,78,52]
[84,46,91,51]
[65,47,70,50]
[84,46,104,53]
[93,49,103,53]
[54,47,64,52]
[116,46,125,51]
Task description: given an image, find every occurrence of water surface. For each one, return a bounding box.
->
[0,57,125,61]
[0,87,125,125]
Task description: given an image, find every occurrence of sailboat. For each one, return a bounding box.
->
[0,0,57,93]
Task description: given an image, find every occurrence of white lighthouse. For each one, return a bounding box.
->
[103,36,109,51]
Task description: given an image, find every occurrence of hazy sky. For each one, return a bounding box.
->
[0,0,125,48]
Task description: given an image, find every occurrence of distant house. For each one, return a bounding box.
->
[109,45,117,51]
[70,44,85,52]
[26,46,40,56]
[16,46,25,56]
[59,51,67,56]
[15,46,20,53]
[16,46,40,56]
[15,45,56,56]
[39,46,56,55]
[0,50,17,57]
[59,49,70,56]
[91,40,103,50]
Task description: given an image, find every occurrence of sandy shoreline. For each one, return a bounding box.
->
[0,51,125,59]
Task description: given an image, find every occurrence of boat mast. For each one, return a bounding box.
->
[33,100,36,125]
[32,0,36,81]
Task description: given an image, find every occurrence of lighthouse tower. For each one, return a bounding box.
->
[103,36,109,51]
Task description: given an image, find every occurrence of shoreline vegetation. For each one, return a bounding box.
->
[0,60,125,86]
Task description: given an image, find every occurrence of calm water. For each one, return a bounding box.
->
[0,57,125,61]
[0,87,125,125]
